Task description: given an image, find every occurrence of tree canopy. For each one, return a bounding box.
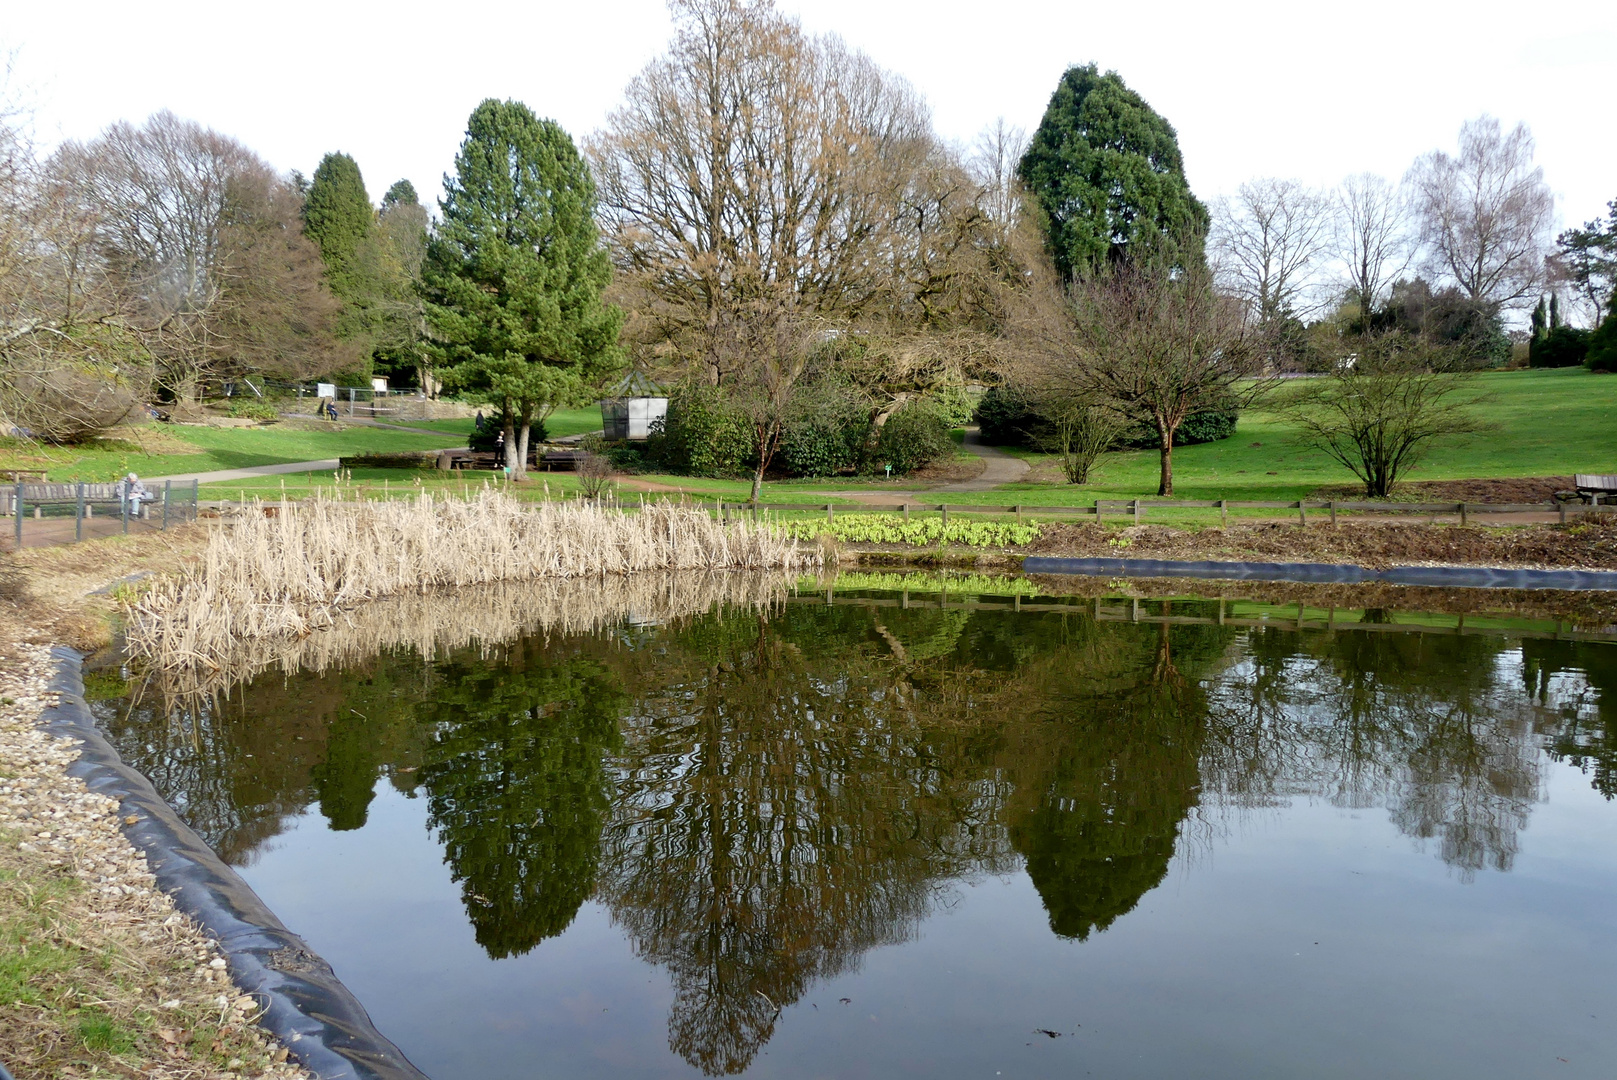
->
[302,152,373,300]
[1018,64,1207,279]
[423,98,623,477]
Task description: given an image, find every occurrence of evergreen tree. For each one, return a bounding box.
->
[381,179,419,211]
[1549,292,1562,329]
[423,99,623,479]
[1018,63,1208,279]
[302,152,374,300]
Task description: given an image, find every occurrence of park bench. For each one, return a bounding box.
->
[1573,474,1617,503]
[1,469,48,482]
[3,482,133,518]
[541,450,587,471]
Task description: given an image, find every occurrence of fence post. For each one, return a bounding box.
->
[1297,501,1307,526]
[121,487,129,534]
[163,480,171,529]
[1014,504,1022,525]
[940,504,948,526]
[76,483,84,542]
[1458,502,1467,527]
[13,483,21,551]
[1131,500,1140,525]
[1219,499,1228,530]
[1559,500,1568,526]
[903,503,910,523]
[826,503,833,523]
[193,479,199,521]
[1329,500,1337,526]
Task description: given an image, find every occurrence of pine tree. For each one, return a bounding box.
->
[1550,292,1562,329]
[381,179,419,211]
[1018,64,1207,279]
[422,99,624,479]
[302,153,374,300]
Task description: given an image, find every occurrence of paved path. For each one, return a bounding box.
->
[145,459,343,485]
[934,428,1030,492]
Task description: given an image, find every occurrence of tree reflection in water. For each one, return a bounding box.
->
[95,586,1617,1075]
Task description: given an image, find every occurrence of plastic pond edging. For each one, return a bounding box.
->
[39,646,431,1080]
[1019,557,1617,592]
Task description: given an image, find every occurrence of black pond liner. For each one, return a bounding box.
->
[1021,556,1617,591]
[39,646,430,1080]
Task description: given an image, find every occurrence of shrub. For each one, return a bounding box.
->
[974,385,1039,447]
[226,399,280,421]
[1530,325,1591,368]
[651,386,755,477]
[1585,315,1617,373]
[871,401,952,474]
[469,408,547,452]
[778,385,869,477]
[1117,410,1237,448]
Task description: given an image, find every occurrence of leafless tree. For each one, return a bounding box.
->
[1210,178,1335,325]
[589,0,934,391]
[1407,117,1555,313]
[1011,254,1263,496]
[1333,172,1412,319]
[56,111,348,398]
[1278,332,1483,498]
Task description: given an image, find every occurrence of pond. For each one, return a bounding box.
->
[93,575,1617,1080]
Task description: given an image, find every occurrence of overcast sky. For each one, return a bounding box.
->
[6,0,1614,230]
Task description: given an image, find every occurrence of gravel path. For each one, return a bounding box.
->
[0,642,310,1079]
[933,428,1030,493]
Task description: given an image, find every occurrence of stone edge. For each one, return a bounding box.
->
[39,646,431,1080]
[1020,557,1617,591]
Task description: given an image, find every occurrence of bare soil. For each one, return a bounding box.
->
[1310,476,1574,503]
[1021,517,1617,572]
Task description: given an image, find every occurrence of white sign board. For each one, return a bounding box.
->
[316,383,336,398]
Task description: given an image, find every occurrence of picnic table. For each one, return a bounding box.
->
[1573,474,1617,503]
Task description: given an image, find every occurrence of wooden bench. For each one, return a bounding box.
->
[1,469,48,482]
[1573,474,1617,503]
[541,450,587,471]
[3,482,128,518]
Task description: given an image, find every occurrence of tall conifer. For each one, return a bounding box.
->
[422,99,623,478]
[1019,64,1207,279]
[302,152,373,300]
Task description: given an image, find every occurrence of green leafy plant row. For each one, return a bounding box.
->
[776,514,1041,548]
[803,570,1043,596]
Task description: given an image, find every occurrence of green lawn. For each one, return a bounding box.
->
[405,407,603,440]
[0,422,463,483]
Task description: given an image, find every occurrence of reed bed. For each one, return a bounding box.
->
[124,490,815,671]
[136,571,795,705]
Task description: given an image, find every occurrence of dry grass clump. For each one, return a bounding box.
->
[123,491,814,670]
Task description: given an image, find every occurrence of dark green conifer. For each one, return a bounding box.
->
[302,152,373,299]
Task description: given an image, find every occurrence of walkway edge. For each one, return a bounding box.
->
[39,647,431,1080]
[1020,556,1617,591]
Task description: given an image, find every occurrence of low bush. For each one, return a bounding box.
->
[651,386,756,477]
[1117,410,1238,449]
[872,401,953,475]
[1586,316,1617,373]
[776,513,1040,548]
[779,386,868,477]
[1530,326,1591,368]
[225,400,280,421]
[974,385,1038,447]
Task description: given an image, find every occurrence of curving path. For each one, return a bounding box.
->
[934,427,1030,492]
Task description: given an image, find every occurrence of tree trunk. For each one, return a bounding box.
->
[749,463,764,504]
[503,416,519,480]
[514,423,531,482]
[1157,420,1176,497]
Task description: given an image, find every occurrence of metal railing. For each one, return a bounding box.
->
[4,479,199,550]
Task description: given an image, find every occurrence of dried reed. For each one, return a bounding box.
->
[124,490,815,671]
[138,570,795,705]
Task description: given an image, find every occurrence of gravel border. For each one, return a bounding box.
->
[37,647,431,1080]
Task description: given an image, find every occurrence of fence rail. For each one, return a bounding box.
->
[4,479,199,550]
[718,498,1608,526]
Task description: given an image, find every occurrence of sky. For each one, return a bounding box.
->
[5,0,1614,231]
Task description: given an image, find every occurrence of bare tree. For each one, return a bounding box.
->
[589,0,932,390]
[1407,117,1555,313]
[1279,333,1483,498]
[57,111,347,398]
[1333,172,1412,319]
[1012,255,1262,496]
[1210,178,1334,324]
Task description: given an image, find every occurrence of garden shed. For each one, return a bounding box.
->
[600,372,668,441]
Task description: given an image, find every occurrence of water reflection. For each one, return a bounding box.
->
[96,580,1617,1076]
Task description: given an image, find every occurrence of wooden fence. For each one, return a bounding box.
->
[720,498,1614,527]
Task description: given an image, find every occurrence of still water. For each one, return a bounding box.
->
[96,579,1617,1079]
